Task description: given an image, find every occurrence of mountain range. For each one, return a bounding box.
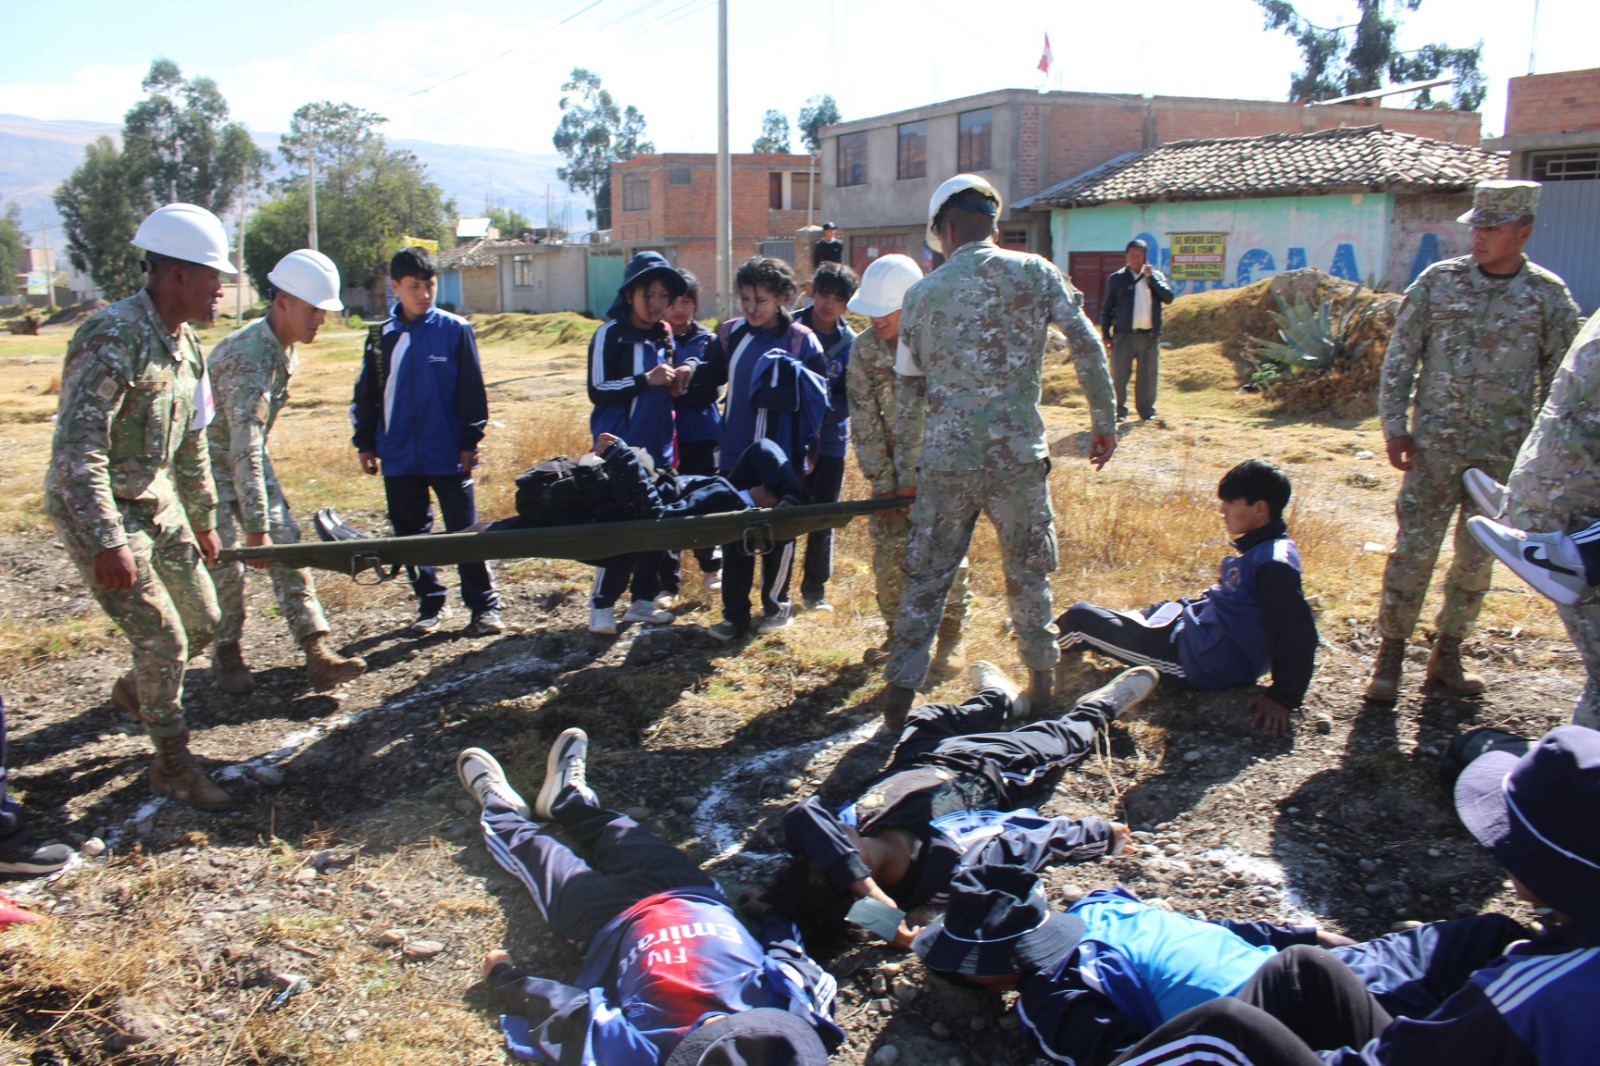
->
[0,113,584,244]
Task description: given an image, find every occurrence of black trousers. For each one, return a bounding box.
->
[719,538,796,631]
[1057,601,1185,678]
[591,553,664,609]
[384,474,499,615]
[677,439,722,576]
[800,453,845,601]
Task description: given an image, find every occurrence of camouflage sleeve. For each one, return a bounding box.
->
[175,422,217,531]
[1379,278,1430,440]
[1538,283,1583,407]
[219,374,273,534]
[49,338,130,552]
[892,314,926,489]
[1046,263,1117,436]
[846,341,896,493]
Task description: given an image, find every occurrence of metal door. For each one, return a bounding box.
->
[1527,179,1600,314]
[1068,251,1128,326]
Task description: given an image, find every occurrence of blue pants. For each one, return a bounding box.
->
[383,474,499,616]
[480,791,717,944]
[677,439,722,577]
[592,553,664,609]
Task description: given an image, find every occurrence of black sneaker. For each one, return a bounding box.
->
[0,834,74,876]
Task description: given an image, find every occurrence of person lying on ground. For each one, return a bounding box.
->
[1090,724,1600,1066]
[457,731,842,1066]
[750,662,1156,946]
[911,864,1371,1066]
[1055,459,1317,734]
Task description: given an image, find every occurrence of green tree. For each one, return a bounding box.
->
[121,58,267,214]
[245,101,453,296]
[1256,0,1485,110]
[552,68,654,231]
[54,136,149,299]
[752,110,792,154]
[798,95,842,154]
[486,204,534,236]
[0,203,28,299]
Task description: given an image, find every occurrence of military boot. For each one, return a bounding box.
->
[212,642,254,695]
[149,734,232,810]
[927,635,967,683]
[1027,669,1056,715]
[111,671,140,718]
[1363,638,1406,702]
[881,685,918,733]
[300,633,366,692]
[1427,636,1486,696]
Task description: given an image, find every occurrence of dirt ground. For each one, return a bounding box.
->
[0,315,1584,1066]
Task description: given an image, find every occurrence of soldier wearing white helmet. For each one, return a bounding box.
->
[204,249,367,698]
[846,254,970,673]
[877,175,1118,729]
[44,202,238,811]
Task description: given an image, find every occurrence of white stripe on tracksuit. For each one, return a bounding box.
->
[1058,610,1187,678]
[1114,1035,1259,1066]
[381,329,410,431]
[478,806,553,926]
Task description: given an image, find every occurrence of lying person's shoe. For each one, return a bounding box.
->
[470,608,507,634]
[622,600,675,626]
[589,607,618,636]
[971,660,1029,719]
[653,592,677,610]
[701,572,723,595]
[534,727,595,819]
[1463,469,1506,518]
[456,747,529,817]
[1077,666,1161,720]
[1468,516,1588,605]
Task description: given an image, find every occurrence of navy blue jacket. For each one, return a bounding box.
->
[1174,520,1318,708]
[687,316,826,474]
[1100,265,1175,338]
[670,322,719,444]
[794,306,854,459]
[588,317,677,467]
[350,305,488,476]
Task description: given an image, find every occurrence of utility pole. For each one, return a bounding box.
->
[1529,0,1542,74]
[716,0,732,318]
[307,150,320,252]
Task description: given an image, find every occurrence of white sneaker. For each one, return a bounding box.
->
[970,660,1029,719]
[589,606,618,635]
[1463,468,1506,518]
[410,607,449,634]
[1468,516,1587,605]
[622,600,675,625]
[534,728,594,820]
[654,592,677,610]
[1078,666,1162,720]
[456,747,529,817]
[755,610,792,635]
[702,572,723,595]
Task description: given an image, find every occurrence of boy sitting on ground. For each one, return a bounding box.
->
[1055,459,1317,733]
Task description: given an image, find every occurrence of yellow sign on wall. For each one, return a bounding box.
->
[1170,233,1226,281]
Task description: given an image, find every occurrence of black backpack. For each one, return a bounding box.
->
[512,457,629,527]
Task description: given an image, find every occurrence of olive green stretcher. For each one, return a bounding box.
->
[218,497,908,583]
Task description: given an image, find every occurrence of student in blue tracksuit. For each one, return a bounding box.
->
[585,252,687,636]
[663,271,721,598]
[683,257,828,641]
[1056,458,1317,734]
[760,662,1153,946]
[351,246,503,634]
[1100,725,1600,1066]
[793,262,858,613]
[456,732,840,1066]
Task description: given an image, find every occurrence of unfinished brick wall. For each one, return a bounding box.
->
[1505,69,1600,136]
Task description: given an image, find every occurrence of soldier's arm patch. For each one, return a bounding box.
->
[92,372,120,403]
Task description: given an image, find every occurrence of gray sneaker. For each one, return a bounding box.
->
[706,620,744,643]
[410,607,449,635]
[1076,666,1161,720]
[470,608,507,634]
[534,728,594,820]
[0,834,74,876]
[456,748,529,817]
[755,610,793,635]
[970,660,1029,719]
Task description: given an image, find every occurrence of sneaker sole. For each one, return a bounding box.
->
[1462,470,1505,518]
[534,728,588,821]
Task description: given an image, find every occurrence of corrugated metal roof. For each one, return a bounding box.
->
[1017,125,1507,209]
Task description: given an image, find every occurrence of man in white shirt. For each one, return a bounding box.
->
[1100,239,1175,422]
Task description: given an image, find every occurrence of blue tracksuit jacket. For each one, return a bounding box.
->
[793,306,854,459]
[687,316,826,474]
[670,322,720,444]
[588,317,677,468]
[349,304,488,476]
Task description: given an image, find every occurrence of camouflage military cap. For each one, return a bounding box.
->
[1457,180,1541,226]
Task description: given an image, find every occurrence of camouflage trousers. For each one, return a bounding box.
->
[1377,448,1512,642]
[869,509,970,640]
[885,460,1059,689]
[52,511,220,738]
[208,489,329,646]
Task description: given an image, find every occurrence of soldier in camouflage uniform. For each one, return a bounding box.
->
[206,249,365,695]
[881,175,1118,728]
[1369,180,1581,702]
[1501,315,1600,728]
[43,203,237,810]
[846,255,970,674]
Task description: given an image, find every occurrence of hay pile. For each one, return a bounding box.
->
[471,310,600,349]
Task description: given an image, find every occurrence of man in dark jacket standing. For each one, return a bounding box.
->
[1100,239,1174,423]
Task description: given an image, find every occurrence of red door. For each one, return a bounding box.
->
[849,234,909,276]
[1068,251,1127,327]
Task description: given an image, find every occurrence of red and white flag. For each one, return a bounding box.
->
[1038,33,1053,75]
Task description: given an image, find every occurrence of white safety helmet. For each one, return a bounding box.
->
[848,254,924,317]
[268,248,344,311]
[926,174,1002,254]
[130,203,238,274]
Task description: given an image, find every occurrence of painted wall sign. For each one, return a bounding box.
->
[1169,233,1226,280]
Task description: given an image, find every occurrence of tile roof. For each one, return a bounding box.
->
[1016,125,1507,209]
[438,238,544,271]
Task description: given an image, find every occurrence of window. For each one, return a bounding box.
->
[621,174,650,212]
[957,108,993,172]
[669,165,693,185]
[837,131,868,187]
[791,172,815,212]
[897,121,927,180]
[1531,150,1599,182]
[512,255,535,287]
[769,172,784,210]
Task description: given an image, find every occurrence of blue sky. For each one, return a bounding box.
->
[4,0,1590,151]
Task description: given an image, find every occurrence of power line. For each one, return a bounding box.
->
[599,0,669,30]
[621,0,714,42]
[557,0,609,25]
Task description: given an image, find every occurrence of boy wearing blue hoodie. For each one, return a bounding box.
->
[1054,459,1317,733]
[351,246,503,634]
[664,271,722,597]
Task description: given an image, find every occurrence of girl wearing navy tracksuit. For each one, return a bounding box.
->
[663,271,721,597]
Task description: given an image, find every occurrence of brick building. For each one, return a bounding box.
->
[819,88,1481,272]
[608,152,822,310]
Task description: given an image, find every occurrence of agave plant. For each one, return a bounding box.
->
[1246,284,1371,385]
